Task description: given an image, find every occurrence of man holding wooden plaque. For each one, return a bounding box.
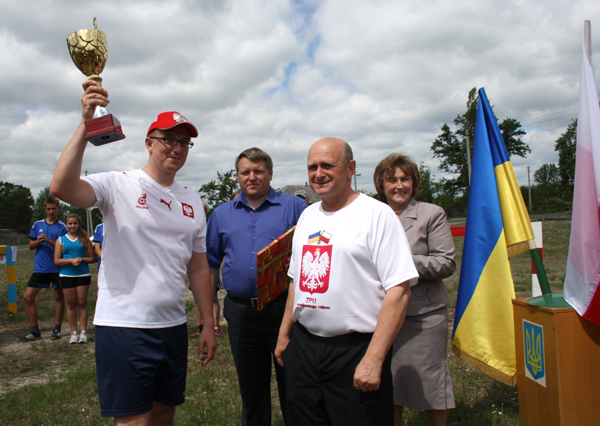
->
[206,147,307,425]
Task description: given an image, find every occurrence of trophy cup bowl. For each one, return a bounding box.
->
[67,19,125,146]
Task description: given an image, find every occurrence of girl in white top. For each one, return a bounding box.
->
[54,213,94,344]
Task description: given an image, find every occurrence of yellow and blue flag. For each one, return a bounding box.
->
[308,231,320,244]
[452,88,534,386]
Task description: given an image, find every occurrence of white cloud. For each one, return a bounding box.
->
[0,0,598,201]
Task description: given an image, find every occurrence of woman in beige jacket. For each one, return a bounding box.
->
[374,153,456,426]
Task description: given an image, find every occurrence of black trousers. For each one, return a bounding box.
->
[224,293,287,426]
[283,322,394,426]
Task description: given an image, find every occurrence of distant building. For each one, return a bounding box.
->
[278,185,322,205]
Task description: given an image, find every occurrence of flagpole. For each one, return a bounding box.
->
[526,237,570,307]
[527,239,551,295]
[584,20,591,60]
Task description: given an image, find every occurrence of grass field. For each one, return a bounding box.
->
[0,220,572,425]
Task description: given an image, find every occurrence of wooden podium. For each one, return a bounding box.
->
[512,298,600,426]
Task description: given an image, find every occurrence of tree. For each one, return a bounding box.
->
[431,87,530,195]
[431,123,468,194]
[528,163,560,210]
[499,118,529,157]
[533,163,560,188]
[0,182,34,234]
[415,163,439,203]
[554,119,577,199]
[198,169,240,217]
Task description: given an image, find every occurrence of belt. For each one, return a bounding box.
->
[227,291,288,307]
[228,294,258,307]
[295,322,373,345]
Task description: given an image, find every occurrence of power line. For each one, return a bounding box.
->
[512,99,578,121]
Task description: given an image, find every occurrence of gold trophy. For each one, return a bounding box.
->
[67,18,125,146]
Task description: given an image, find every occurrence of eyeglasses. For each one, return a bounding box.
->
[149,136,194,149]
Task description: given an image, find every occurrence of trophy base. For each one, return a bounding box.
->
[85,114,126,146]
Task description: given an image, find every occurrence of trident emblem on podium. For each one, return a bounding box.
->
[523,320,546,386]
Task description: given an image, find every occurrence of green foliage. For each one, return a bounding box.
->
[554,119,577,199]
[415,163,439,203]
[0,181,34,234]
[533,163,560,187]
[198,169,240,217]
[534,197,572,214]
[431,124,467,195]
[431,87,529,199]
[522,159,574,214]
[532,163,561,205]
[498,117,530,158]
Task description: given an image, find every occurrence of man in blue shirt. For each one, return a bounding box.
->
[207,147,307,425]
[18,196,68,342]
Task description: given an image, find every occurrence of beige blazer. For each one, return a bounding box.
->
[400,198,456,316]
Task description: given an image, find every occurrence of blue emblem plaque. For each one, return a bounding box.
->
[523,319,546,387]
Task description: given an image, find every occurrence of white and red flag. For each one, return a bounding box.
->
[564,21,600,324]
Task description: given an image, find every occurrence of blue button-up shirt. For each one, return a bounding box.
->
[206,188,307,298]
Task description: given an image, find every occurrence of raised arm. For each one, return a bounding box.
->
[49,80,109,207]
[353,281,410,392]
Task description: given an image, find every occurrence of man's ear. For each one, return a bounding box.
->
[145,137,154,153]
[348,159,356,177]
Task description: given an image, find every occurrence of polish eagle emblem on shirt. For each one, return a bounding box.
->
[299,245,332,295]
[182,203,194,218]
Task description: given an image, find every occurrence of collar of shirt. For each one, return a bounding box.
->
[233,187,281,211]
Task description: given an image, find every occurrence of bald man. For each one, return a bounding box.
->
[275,138,419,426]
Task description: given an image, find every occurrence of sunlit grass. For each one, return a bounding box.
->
[0,221,571,425]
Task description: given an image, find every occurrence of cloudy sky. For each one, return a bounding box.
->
[1,0,599,200]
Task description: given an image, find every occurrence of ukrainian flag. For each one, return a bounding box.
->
[452,88,534,386]
[308,231,320,244]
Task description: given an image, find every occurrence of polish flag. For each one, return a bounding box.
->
[564,21,600,324]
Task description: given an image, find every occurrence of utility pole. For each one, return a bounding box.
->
[466,129,472,185]
[527,166,532,212]
[354,172,361,192]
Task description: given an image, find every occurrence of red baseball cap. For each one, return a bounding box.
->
[147,111,198,138]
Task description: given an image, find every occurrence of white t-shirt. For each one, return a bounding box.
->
[84,169,206,328]
[288,194,418,337]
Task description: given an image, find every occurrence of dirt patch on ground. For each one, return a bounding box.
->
[0,289,228,396]
[0,315,94,395]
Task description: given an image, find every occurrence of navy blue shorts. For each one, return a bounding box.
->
[95,324,188,418]
[27,272,60,289]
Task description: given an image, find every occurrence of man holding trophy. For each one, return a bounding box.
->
[52,22,217,424]
[50,76,217,424]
